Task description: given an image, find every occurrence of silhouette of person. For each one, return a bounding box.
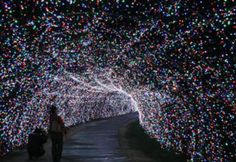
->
[27,127,47,159]
[49,105,66,162]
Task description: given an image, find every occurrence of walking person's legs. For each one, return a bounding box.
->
[51,132,63,162]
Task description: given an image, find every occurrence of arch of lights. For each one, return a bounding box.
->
[32,69,140,125]
[1,1,235,161]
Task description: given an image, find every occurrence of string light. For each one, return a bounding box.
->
[1,1,235,161]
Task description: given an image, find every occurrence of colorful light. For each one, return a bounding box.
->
[1,1,235,161]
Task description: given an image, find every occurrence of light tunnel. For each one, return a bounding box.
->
[1,1,235,161]
[1,67,176,159]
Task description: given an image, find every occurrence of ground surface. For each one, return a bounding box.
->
[124,121,187,162]
[1,113,154,162]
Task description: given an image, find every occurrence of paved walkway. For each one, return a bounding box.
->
[1,113,154,162]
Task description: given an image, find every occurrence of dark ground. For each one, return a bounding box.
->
[123,121,187,162]
[1,113,187,162]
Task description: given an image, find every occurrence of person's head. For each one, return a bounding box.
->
[50,105,57,115]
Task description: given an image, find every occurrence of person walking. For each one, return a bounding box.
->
[49,105,66,162]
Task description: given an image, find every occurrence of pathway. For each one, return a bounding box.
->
[2,113,154,162]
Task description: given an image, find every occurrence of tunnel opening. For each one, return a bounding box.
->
[41,69,139,126]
